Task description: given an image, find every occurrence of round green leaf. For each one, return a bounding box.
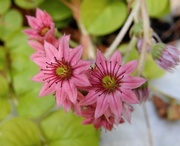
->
[40,110,100,146]
[14,0,44,9]
[0,118,41,146]
[0,0,11,15]
[146,0,170,18]
[17,89,55,119]
[0,98,11,121]
[80,0,127,36]
[143,54,165,79]
[0,9,23,41]
[39,0,72,21]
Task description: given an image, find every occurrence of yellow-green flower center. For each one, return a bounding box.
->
[40,27,50,36]
[102,75,116,91]
[56,64,72,79]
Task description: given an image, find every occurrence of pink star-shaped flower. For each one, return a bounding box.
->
[32,35,91,110]
[80,50,146,119]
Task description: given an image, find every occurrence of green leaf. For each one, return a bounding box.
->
[14,0,44,9]
[0,98,11,121]
[80,0,127,36]
[17,89,55,119]
[0,75,9,97]
[0,9,23,41]
[0,118,41,146]
[143,54,165,79]
[40,110,100,146]
[39,0,72,21]
[0,0,11,15]
[0,46,7,70]
[146,0,170,18]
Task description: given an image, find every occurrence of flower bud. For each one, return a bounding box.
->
[151,43,180,71]
[129,22,143,38]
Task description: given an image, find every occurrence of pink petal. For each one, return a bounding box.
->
[55,88,67,107]
[95,50,107,71]
[122,104,134,123]
[121,76,146,89]
[44,41,58,59]
[63,80,77,103]
[33,57,49,68]
[32,71,44,82]
[118,60,138,75]
[28,40,43,51]
[26,16,39,29]
[58,35,70,60]
[39,82,56,97]
[30,51,45,60]
[80,91,99,105]
[121,89,139,104]
[95,95,108,119]
[110,50,122,64]
[72,74,91,87]
[69,46,83,65]
[73,60,91,74]
[108,92,122,118]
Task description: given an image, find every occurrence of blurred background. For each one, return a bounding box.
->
[0,0,180,146]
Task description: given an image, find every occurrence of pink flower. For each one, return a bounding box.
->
[32,35,91,110]
[152,43,180,71]
[81,104,124,130]
[80,50,146,120]
[134,81,149,103]
[24,8,55,42]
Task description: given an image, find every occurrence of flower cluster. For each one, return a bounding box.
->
[24,8,147,130]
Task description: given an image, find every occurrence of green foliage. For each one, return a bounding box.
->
[0,75,9,97]
[39,0,72,21]
[80,0,127,36]
[0,98,11,121]
[40,110,100,146]
[0,118,41,146]
[0,9,23,41]
[0,0,11,15]
[146,0,170,18]
[14,0,44,9]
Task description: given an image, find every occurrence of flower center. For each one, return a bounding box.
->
[102,75,116,91]
[56,64,72,79]
[40,27,50,36]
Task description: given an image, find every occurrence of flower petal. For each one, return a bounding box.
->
[32,71,44,82]
[73,60,91,74]
[95,94,108,118]
[73,74,91,87]
[121,76,146,89]
[121,89,139,104]
[118,60,138,75]
[44,41,58,59]
[109,50,122,64]
[69,45,83,65]
[39,82,56,97]
[58,35,70,60]
[80,91,99,105]
[108,91,122,118]
[63,80,77,103]
[55,88,67,107]
[28,40,43,51]
[33,57,49,68]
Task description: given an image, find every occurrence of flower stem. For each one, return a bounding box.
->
[104,0,140,58]
[136,0,150,76]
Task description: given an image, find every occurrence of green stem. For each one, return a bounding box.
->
[104,0,140,58]
[136,0,150,76]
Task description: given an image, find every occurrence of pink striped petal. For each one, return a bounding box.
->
[110,50,122,64]
[32,71,44,82]
[44,41,58,59]
[69,46,83,65]
[95,94,108,118]
[39,82,56,97]
[121,76,146,89]
[73,74,91,87]
[63,80,77,103]
[121,89,139,104]
[55,88,67,107]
